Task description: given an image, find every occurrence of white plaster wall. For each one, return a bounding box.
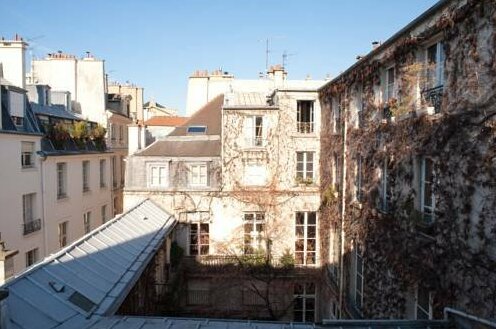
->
[32,59,77,99]
[77,59,106,123]
[0,40,26,89]
[0,133,43,274]
[41,153,113,254]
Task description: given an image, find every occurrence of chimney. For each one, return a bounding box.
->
[268,64,287,88]
[0,36,27,89]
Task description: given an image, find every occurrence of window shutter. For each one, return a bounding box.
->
[243,116,254,146]
[262,116,268,146]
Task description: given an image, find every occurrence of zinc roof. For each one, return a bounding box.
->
[1,199,176,329]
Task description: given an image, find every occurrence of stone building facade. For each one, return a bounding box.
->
[319,0,496,320]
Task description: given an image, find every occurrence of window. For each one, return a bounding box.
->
[244,115,265,147]
[21,142,34,168]
[82,161,90,192]
[293,282,316,322]
[380,157,392,212]
[26,248,39,267]
[83,211,91,234]
[189,223,209,255]
[120,156,125,186]
[101,205,107,223]
[297,100,314,133]
[59,221,68,248]
[334,101,342,134]
[187,126,207,134]
[244,212,265,254]
[99,159,106,188]
[354,85,364,128]
[243,163,267,186]
[295,212,317,266]
[385,66,395,101]
[113,197,118,216]
[149,164,168,187]
[333,153,341,192]
[296,152,314,182]
[416,286,432,319]
[426,42,445,89]
[110,124,116,141]
[189,163,208,187]
[57,163,67,199]
[355,156,363,202]
[119,125,123,142]
[112,156,117,188]
[22,193,40,235]
[420,157,435,223]
[354,244,364,311]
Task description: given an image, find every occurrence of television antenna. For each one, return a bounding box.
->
[282,50,297,70]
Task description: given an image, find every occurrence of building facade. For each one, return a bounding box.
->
[319,0,496,320]
[125,69,331,321]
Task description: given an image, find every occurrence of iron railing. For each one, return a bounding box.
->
[23,218,41,235]
[421,85,444,114]
[297,122,314,134]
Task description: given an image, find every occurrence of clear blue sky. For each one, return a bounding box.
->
[1,0,438,115]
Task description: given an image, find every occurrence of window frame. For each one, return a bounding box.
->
[189,223,210,256]
[385,66,396,101]
[293,282,316,322]
[420,157,435,223]
[425,41,445,89]
[243,212,265,254]
[101,205,107,224]
[354,156,363,202]
[25,248,39,267]
[244,115,266,147]
[82,160,90,192]
[296,100,315,134]
[294,211,317,266]
[243,162,267,186]
[58,221,68,248]
[188,163,208,187]
[296,151,315,182]
[83,211,91,234]
[148,163,168,188]
[21,141,35,168]
[415,285,432,320]
[57,162,67,199]
[99,159,106,188]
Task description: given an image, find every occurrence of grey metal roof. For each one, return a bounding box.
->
[1,199,176,329]
[31,103,81,121]
[137,139,221,157]
[88,316,316,329]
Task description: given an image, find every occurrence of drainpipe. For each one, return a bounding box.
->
[39,152,48,257]
[338,95,348,318]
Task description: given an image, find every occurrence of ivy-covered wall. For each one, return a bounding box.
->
[319,0,496,319]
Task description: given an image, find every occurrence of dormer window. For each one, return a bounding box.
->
[187,126,207,134]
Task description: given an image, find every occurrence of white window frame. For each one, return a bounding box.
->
[21,141,34,168]
[296,100,314,133]
[82,160,90,192]
[244,115,266,147]
[333,100,342,134]
[57,162,67,199]
[385,66,396,101]
[425,41,445,89]
[295,212,317,266]
[415,285,432,320]
[99,159,106,188]
[243,162,267,186]
[148,163,168,188]
[293,282,316,322]
[83,211,91,234]
[296,151,315,181]
[189,223,210,256]
[354,244,364,311]
[188,163,208,187]
[420,157,435,223]
[58,221,68,248]
[22,193,35,224]
[243,212,265,254]
[112,156,117,188]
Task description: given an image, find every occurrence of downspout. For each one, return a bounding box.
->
[39,152,48,257]
[338,94,348,318]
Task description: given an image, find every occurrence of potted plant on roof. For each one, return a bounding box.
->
[90,124,107,151]
[47,122,71,150]
[70,121,89,150]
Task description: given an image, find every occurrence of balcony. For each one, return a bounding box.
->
[296,122,314,134]
[421,85,444,114]
[187,290,211,306]
[23,218,41,235]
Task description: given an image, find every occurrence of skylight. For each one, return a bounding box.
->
[187,125,207,134]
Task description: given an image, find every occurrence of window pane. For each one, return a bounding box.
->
[307,212,316,225]
[296,212,305,225]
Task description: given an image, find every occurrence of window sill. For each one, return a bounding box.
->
[21,165,36,171]
[100,185,107,189]
[57,195,68,201]
[292,132,318,138]
[83,189,91,195]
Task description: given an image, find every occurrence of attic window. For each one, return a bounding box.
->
[68,291,96,313]
[187,126,207,134]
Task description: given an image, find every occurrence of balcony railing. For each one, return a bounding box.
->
[187,290,211,305]
[244,137,266,148]
[421,85,444,114]
[23,218,41,235]
[296,122,314,134]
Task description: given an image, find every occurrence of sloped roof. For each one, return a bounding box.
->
[1,199,176,329]
[31,103,81,121]
[137,139,221,157]
[224,92,274,109]
[144,116,189,127]
[169,94,223,136]
[144,101,166,108]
